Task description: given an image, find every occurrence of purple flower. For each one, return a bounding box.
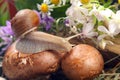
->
[64,19,69,26]
[0,21,14,55]
[40,13,55,31]
[0,21,14,36]
[34,11,55,31]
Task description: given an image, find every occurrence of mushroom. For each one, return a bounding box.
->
[2,42,60,80]
[62,44,104,80]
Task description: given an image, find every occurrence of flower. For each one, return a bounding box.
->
[0,21,14,54]
[51,0,60,5]
[98,20,120,40]
[118,0,120,4]
[90,6,114,21]
[81,22,98,38]
[40,14,55,30]
[98,39,113,49]
[51,0,67,6]
[66,4,89,27]
[0,21,14,36]
[97,20,120,49]
[69,26,78,34]
[62,0,67,5]
[80,0,90,4]
[37,0,55,16]
[66,0,98,38]
[70,0,82,6]
[112,11,120,25]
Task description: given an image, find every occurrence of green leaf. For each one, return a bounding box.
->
[0,10,9,25]
[98,21,104,26]
[93,15,97,26]
[51,4,71,18]
[103,0,112,8]
[99,0,105,4]
[0,0,9,25]
[14,0,42,10]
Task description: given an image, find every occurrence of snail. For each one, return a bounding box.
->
[62,44,104,80]
[10,9,73,54]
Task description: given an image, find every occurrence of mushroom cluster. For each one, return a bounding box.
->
[3,42,60,80]
[2,9,104,80]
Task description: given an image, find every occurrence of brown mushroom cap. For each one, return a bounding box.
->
[2,42,60,80]
[62,44,104,80]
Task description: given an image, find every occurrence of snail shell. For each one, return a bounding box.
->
[11,9,40,38]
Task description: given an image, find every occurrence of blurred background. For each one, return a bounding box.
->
[0,0,43,26]
[0,0,120,80]
[0,0,119,26]
[0,0,71,26]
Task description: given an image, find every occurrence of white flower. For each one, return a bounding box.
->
[66,2,98,38]
[112,10,120,20]
[111,10,120,29]
[80,0,90,4]
[95,9,120,49]
[90,6,114,21]
[62,0,66,5]
[66,5,89,27]
[100,8,114,18]
[37,0,55,15]
[70,0,82,6]
[51,0,67,6]
[98,20,120,40]
[69,26,78,34]
[81,22,98,38]
[44,0,51,4]
[98,39,113,49]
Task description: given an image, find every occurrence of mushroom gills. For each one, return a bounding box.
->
[16,31,72,53]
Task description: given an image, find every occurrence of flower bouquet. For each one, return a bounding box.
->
[0,0,120,80]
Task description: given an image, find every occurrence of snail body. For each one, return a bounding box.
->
[16,31,72,54]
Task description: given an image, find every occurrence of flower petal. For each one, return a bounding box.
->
[86,32,98,38]
[98,26,109,34]
[97,34,107,41]
[82,23,94,34]
[109,20,120,36]
[98,39,107,49]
